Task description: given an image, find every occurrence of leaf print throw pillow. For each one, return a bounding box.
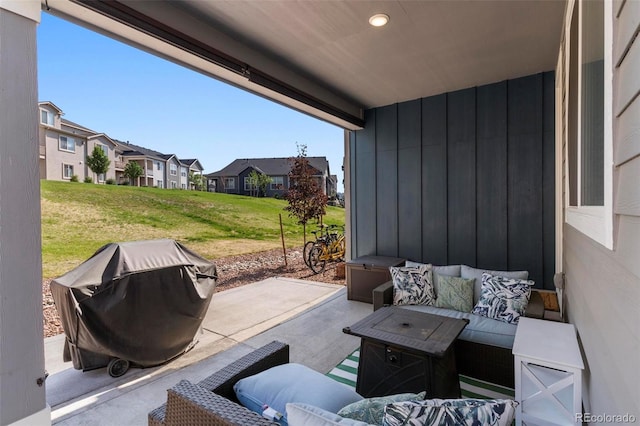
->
[472,273,534,324]
[390,264,435,306]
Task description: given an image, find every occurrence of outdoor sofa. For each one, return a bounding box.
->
[372,264,544,388]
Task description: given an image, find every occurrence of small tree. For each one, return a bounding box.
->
[248,170,272,197]
[284,144,328,243]
[189,171,204,190]
[86,146,111,183]
[123,161,144,186]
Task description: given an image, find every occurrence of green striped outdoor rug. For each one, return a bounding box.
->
[327,348,514,400]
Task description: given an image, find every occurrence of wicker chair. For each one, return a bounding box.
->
[148,341,289,426]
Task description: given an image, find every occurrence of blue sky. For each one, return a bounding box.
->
[37,13,345,192]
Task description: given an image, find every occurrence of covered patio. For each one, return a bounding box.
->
[0,0,638,424]
[46,278,371,424]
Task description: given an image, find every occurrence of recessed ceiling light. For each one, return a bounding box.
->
[369,13,389,27]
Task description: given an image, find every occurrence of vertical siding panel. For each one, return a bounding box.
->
[352,72,555,281]
[508,74,544,287]
[376,105,399,256]
[447,88,476,266]
[354,109,377,257]
[476,81,508,271]
[542,71,557,290]
[398,100,422,260]
[422,95,448,265]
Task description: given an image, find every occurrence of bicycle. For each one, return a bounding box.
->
[302,225,337,267]
[307,225,345,274]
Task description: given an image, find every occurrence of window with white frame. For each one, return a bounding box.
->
[171,181,178,189]
[224,177,235,190]
[41,110,55,126]
[62,164,74,179]
[98,173,105,182]
[59,136,76,152]
[181,167,187,177]
[99,144,108,156]
[181,183,186,189]
[270,176,285,190]
[561,0,613,249]
[244,177,257,191]
[157,180,163,188]
[170,163,178,176]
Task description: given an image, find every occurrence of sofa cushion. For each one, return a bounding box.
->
[472,273,533,325]
[286,403,374,426]
[382,398,518,426]
[404,261,461,294]
[390,264,435,306]
[461,265,529,304]
[337,392,426,425]
[397,305,517,349]
[434,276,475,312]
[234,363,363,425]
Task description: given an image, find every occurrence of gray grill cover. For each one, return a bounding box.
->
[51,239,217,369]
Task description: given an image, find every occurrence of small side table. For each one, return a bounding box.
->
[513,317,584,426]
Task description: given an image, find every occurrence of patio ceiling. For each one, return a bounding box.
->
[43,0,566,129]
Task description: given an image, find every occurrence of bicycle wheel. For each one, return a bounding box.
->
[308,245,326,274]
[302,240,315,267]
[336,237,346,261]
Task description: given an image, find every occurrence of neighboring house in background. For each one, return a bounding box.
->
[38,101,118,182]
[179,163,189,189]
[162,154,181,189]
[113,141,167,188]
[180,159,205,189]
[206,157,335,197]
[37,101,204,188]
[86,133,118,182]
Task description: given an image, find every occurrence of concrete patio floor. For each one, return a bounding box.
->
[45,277,372,425]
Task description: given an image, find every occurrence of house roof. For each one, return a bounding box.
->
[207,157,328,177]
[61,118,98,134]
[46,1,567,130]
[87,133,118,147]
[38,101,64,114]
[114,140,167,160]
[180,159,205,171]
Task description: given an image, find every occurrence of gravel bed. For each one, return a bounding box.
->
[42,246,345,338]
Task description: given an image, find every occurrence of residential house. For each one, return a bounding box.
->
[206,157,334,197]
[114,141,169,188]
[162,154,181,189]
[38,102,205,189]
[178,162,189,189]
[180,158,205,189]
[2,1,638,424]
[38,101,117,182]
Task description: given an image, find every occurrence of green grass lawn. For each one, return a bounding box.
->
[41,180,345,279]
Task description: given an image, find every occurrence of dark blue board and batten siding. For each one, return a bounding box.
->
[350,72,556,290]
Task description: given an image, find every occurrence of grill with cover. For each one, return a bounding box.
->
[51,239,217,377]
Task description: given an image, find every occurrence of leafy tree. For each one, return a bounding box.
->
[284,144,328,243]
[189,171,205,190]
[248,170,272,197]
[123,161,144,186]
[85,146,111,183]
